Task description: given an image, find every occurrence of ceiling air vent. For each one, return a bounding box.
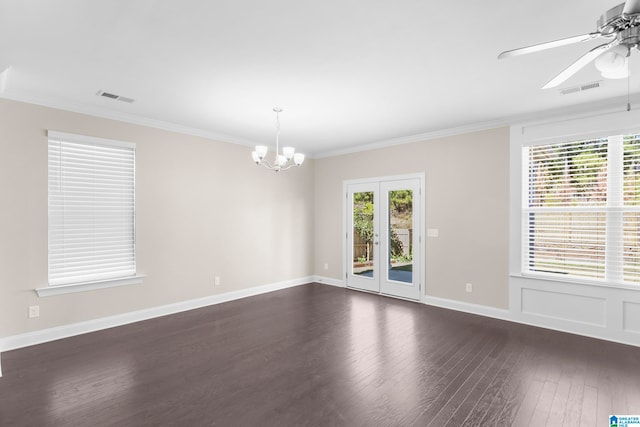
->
[560,87,581,95]
[96,90,135,103]
[580,82,600,91]
[560,81,601,95]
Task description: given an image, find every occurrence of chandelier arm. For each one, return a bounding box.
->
[258,159,301,172]
[260,159,275,170]
[278,162,299,171]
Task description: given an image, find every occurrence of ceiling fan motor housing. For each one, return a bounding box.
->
[598,3,639,35]
[498,0,640,88]
[618,26,640,50]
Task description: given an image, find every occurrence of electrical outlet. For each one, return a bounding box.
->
[324,263,329,270]
[28,305,40,318]
[214,276,221,286]
[465,283,473,293]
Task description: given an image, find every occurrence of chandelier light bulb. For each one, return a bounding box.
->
[282,146,295,160]
[255,145,268,159]
[293,153,305,166]
[251,151,261,164]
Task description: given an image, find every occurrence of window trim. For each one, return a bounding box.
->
[510,272,640,292]
[510,108,640,290]
[522,135,640,285]
[45,130,141,295]
[36,275,145,297]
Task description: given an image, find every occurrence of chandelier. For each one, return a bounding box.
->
[251,107,305,172]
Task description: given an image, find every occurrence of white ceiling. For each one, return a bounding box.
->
[0,0,635,157]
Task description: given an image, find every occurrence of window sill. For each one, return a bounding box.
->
[36,275,145,297]
[510,273,640,292]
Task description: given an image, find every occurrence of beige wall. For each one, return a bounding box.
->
[0,99,315,337]
[0,97,508,340]
[314,127,510,309]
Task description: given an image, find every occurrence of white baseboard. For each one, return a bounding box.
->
[2,276,636,378]
[313,275,345,288]
[0,276,313,376]
[316,281,640,348]
[426,292,639,348]
[422,295,512,322]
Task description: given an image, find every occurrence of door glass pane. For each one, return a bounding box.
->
[388,190,413,283]
[353,191,374,278]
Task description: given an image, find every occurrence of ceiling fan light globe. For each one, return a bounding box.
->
[595,45,629,73]
[601,67,630,79]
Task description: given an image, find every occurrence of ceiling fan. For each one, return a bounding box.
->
[499,0,640,89]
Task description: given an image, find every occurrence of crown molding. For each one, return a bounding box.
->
[4,90,640,161]
[313,93,640,159]
[0,92,260,149]
[312,119,509,159]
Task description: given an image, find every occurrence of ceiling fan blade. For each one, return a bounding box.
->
[498,33,603,59]
[542,42,614,89]
[623,0,640,14]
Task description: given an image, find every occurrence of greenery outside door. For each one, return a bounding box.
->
[345,176,422,300]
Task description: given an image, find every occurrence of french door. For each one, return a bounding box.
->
[345,176,422,300]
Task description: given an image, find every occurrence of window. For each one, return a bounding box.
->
[523,134,640,285]
[48,131,136,288]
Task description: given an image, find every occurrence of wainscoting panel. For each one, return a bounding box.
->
[511,275,640,346]
[521,288,606,326]
[624,301,640,334]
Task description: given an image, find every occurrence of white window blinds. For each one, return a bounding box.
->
[48,131,136,287]
[623,135,640,283]
[523,134,640,284]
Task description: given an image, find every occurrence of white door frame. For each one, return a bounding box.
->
[345,181,380,293]
[343,173,425,302]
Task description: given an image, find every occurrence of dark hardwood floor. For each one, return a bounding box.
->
[1,283,639,426]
